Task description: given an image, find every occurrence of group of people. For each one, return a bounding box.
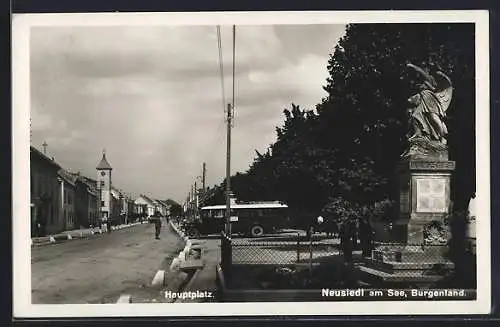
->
[312,215,375,261]
[97,211,166,239]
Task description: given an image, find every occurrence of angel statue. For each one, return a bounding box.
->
[406,62,453,145]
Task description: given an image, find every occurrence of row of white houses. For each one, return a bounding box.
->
[134,194,171,217]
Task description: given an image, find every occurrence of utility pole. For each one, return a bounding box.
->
[194,180,198,218]
[225,25,236,237]
[225,102,232,237]
[42,141,48,155]
[191,184,194,217]
[202,162,206,192]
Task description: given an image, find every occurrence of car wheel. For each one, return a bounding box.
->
[250,225,264,238]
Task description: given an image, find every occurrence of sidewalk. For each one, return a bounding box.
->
[31,221,148,246]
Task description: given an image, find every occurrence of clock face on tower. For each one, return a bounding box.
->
[101,171,106,176]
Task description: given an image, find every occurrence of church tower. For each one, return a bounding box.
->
[96,149,112,220]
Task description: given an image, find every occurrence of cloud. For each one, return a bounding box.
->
[29,23,346,203]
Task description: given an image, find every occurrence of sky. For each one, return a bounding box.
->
[30,24,346,203]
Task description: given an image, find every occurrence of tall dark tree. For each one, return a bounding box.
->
[317,23,475,214]
[163,199,182,216]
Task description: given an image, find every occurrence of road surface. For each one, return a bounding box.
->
[31,222,184,304]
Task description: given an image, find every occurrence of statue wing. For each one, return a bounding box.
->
[407,63,436,86]
[434,71,453,114]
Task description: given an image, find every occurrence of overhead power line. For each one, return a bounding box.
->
[216,26,227,115]
[231,25,236,127]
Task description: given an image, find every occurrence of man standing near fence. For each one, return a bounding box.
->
[340,220,353,263]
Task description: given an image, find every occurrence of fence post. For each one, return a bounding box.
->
[220,231,224,268]
[220,231,232,284]
[296,232,300,262]
[309,236,313,280]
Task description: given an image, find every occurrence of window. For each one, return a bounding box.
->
[68,193,73,205]
[101,200,105,207]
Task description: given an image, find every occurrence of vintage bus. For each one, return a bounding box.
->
[184,202,290,238]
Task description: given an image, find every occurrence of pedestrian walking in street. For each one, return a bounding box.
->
[152,211,162,240]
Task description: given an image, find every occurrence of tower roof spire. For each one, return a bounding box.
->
[96,149,112,170]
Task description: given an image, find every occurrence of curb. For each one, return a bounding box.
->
[165,222,207,301]
[174,267,203,303]
[150,222,190,287]
[116,294,132,303]
[121,222,205,303]
[31,221,146,247]
[151,270,165,286]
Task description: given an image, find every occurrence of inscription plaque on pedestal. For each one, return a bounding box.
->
[416,178,447,213]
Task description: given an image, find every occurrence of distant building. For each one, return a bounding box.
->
[30,146,62,236]
[57,168,78,230]
[121,193,135,224]
[156,199,171,217]
[110,187,123,224]
[151,199,163,215]
[134,195,155,217]
[96,151,113,222]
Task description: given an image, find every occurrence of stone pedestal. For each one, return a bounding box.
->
[357,158,456,287]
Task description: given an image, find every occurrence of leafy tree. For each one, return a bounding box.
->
[163,199,182,216]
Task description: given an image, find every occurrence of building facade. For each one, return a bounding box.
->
[74,176,99,228]
[57,169,78,231]
[30,146,62,236]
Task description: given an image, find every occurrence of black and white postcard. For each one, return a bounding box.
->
[12,10,491,317]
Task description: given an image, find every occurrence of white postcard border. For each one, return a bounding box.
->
[12,10,491,317]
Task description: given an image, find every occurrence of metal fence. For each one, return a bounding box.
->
[218,232,473,289]
[219,231,344,289]
[229,233,340,265]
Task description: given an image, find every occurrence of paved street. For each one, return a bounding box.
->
[31,222,184,304]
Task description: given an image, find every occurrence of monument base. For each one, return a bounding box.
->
[357,246,454,287]
[358,157,456,287]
